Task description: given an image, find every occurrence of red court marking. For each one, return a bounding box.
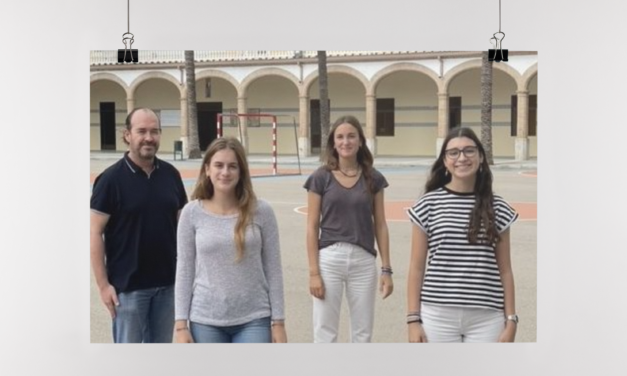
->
[296,201,537,221]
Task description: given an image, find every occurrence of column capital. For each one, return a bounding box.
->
[437,92,449,98]
[516,90,529,96]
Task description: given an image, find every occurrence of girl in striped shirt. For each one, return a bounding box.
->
[407,127,519,343]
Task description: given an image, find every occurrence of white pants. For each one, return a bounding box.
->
[313,242,377,343]
[421,303,505,342]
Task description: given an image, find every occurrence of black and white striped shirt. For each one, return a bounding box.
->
[407,187,518,311]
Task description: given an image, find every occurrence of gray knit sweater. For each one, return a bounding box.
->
[174,199,285,326]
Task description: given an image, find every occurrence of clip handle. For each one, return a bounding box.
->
[122,32,134,49]
[492,31,505,50]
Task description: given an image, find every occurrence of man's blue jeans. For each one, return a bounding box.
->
[190,317,271,343]
[112,285,174,343]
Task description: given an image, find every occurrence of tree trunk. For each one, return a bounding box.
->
[480,51,494,165]
[317,51,330,162]
[185,50,202,159]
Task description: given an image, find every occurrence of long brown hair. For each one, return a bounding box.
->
[424,127,498,245]
[191,137,257,261]
[324,115,376,194]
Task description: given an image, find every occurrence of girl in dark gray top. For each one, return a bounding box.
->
[304,115,393,343]
[174,137,286,343]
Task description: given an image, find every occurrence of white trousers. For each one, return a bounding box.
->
[421,303,505,342]
[313,242,377,343]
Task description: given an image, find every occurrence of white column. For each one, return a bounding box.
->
[515,90,530,161]
[180,96,188,156]
[237,96,248,152]
[298,95,310,157]
[436,92,449,157]
[126,97,135,114]
[365,94,376,155]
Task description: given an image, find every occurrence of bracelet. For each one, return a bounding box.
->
[406,312,422,324]
[381,266,393,275]
[175,327,189,331]
[271,320,285,327]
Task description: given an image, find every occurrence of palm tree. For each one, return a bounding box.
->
[185,50,202,159]
[480,51,494,165]
[317,50,330,162]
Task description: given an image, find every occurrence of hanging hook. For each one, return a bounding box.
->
[118,0,138,63]
[487,1,508,62]
[489,31,508,62]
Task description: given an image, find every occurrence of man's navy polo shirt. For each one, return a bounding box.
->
[90,152,188,293]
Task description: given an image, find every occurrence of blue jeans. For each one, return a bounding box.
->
[112,285,174,343]
[190,317,271,343]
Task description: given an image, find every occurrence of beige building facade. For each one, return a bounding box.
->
[90,50,538,160]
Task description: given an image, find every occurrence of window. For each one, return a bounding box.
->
[228,109,239,127]
[248,108,261,127]
[376,98,395,136]
[511,95,537,136]
[156,110,180,127]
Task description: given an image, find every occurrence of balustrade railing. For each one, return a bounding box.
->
[90,50,421,65]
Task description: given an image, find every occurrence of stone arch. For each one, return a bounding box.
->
[520,63,538,92]
[239,67,300,98]
[90,72,130,97]
[301,65,369,97]
[443,59,521,93]
[370,62,442,95]
[195,69,239,91]
[129,71,184,98]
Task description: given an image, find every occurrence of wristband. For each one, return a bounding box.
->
[406,312,422,324]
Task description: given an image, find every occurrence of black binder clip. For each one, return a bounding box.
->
[118,32,138,63]
[488,32,508,62]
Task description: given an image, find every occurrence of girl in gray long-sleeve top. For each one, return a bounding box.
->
[174,137,286,343]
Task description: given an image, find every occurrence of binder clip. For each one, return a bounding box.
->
[118,32,138,63]
[488,32,508,62]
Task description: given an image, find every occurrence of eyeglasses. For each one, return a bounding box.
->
[444,146,479,159]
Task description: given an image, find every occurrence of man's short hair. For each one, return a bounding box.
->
[125,108,161,130]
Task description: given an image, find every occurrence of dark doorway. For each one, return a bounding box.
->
[376,98,395,136]
[449,97,462,129]
[510,94,537,136]
[99,102,116,150]
[197,102,222,151]
[310,99,322,154]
